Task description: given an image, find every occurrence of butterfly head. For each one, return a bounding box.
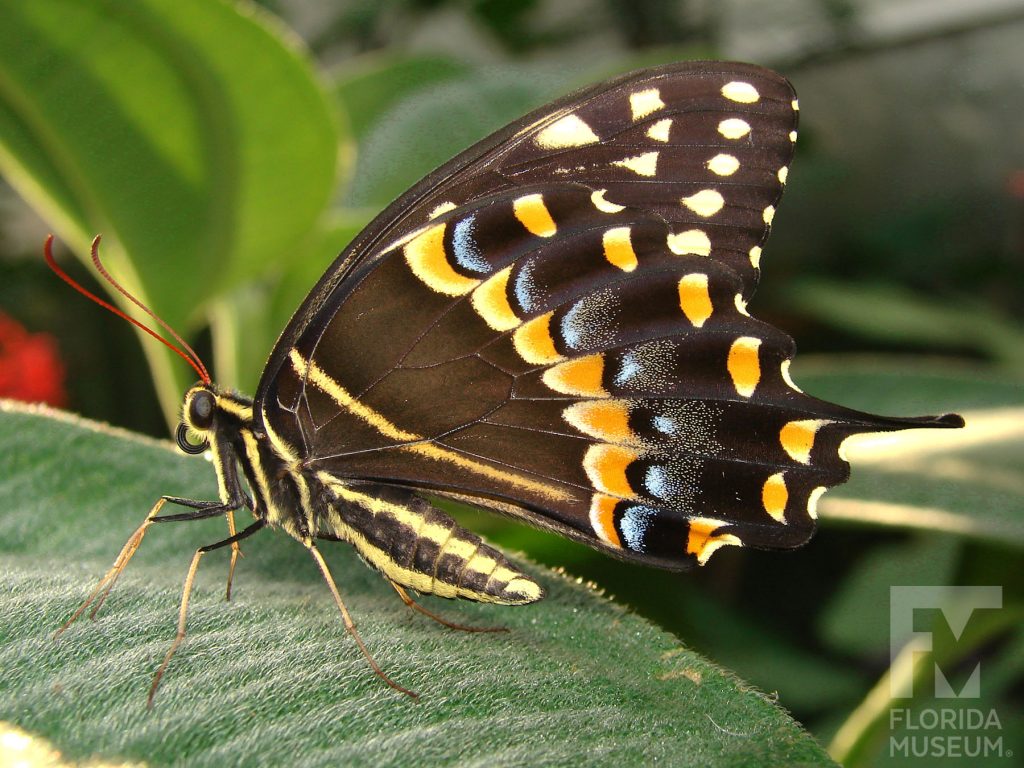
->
[176,383,255,455]
[176,384,217,454]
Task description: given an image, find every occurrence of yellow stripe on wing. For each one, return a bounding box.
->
[289,350,570,502]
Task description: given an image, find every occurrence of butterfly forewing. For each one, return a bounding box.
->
[258,62,941,570]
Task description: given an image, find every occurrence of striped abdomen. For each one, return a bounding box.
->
[315,474,542,605]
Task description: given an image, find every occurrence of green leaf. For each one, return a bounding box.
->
[791,362,1024,547]
[344,64,574,209]
[783,279,1024,371]
[0,401,834,766]
[331,53,471,141]
[0,0,339,419]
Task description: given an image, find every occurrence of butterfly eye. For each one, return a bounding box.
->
[187,389,215,430]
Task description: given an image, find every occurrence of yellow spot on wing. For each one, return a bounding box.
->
[779,419,829,464]
[647,118,672,142]
[780,359,802,392]
[583,444,638,498]
[721,81,760,103]
[535,113,599,149]
[543,354,607,397]
[687,518,742,565]
[682,189,724,217]
[807,486,827,519]
[591,189,625,213]
[563,400,633,443]
[789,130,798,142]
[513,312,563,365]
[678,273,713,327]
[667,229,711,256]
[718,118,750,139]
[589,494,622,548]
[613,151,659,177]
[762,472,788,523]
[727,336,761,398]
[734,293,750,317]
[404,222,480,296]
[749,246,762,269]
[763,205,776,225]
[291,350,569,502]
[778,166,789,184]
[707,154,739,176]
[629,88,665,120]
[603,227,638,271]
[513,193,557,237]
[428,201,457,219]
[471,266,519,331]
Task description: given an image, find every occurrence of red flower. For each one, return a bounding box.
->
[0,312,67,407]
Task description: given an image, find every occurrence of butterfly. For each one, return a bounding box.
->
[50,60,962,702]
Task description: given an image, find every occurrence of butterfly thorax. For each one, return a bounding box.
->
[179,384,543,605]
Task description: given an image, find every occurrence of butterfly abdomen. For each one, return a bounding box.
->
[315,476,543,605]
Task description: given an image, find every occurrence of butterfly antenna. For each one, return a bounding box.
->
[43,234,211,384]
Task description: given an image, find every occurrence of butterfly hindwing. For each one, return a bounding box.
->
[258,62,947,570]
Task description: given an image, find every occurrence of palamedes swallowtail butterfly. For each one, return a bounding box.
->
[50,61,963,703]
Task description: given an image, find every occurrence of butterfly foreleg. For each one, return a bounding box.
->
[147,519,265,708]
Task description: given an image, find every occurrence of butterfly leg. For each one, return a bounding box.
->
[147,519,265,708]
[56,497,242,636]
[306,543,419,700]
[387,580,508,634]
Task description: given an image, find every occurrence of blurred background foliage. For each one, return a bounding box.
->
[0,0,1021,765]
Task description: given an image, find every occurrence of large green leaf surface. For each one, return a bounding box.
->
[0,402,834,767]
[0,0,338,417]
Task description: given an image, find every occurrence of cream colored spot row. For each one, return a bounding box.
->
[708,153,740,177]
[591,189,625,213]
[668,229,711,256]
[780,359,802,392]
[647,118,672,142]
[613,151,659,177]
[748,245,762,269]
[428,201,457,219]
[535,113,600,149]
[629,88,665,121]
[777,167,789,184]
[682,189,725,218]
[763,205,776,225]
[721,81,760,104]
[807,486,827,519]
[718,118,750,140]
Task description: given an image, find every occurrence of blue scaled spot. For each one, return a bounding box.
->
[452,215,490,274]
[644,466,673,500]
[620,504,658,552]
[513,259,542,313]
